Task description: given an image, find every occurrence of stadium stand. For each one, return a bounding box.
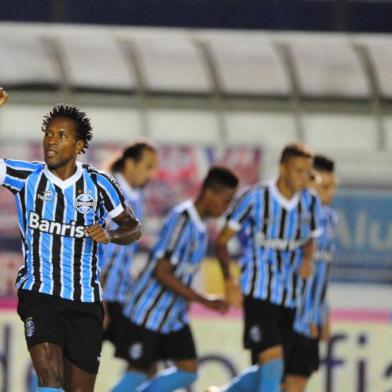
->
[0,23,391,185]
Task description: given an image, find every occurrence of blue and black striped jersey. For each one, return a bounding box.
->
[123,200,208,333]
[0,159,127,303]
[294,205,337,337]
[226,182,321,308]
[102,173,143,303]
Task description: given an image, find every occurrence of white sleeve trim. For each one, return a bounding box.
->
[0,159,6,186]
[227,219,242,232]
[155,250,165,259]
[169,254,179,266]
[154,250,179,265]
[311,227,323,239]
[108,204,125,219]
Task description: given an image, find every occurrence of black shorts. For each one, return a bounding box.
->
[17,289,104,374]
[103,301,126,347]
[285,332,320,377]
[244,296,295,363]
[115,319,197,370]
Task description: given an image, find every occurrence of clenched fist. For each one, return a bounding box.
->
[201,295,229,315]
[224,278,243,308]
[86,224,111,244]
[0,88,8,107]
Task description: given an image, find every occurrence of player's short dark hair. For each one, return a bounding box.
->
[202,166,239,192]
[110,142,156,173]
[314,154,335,173]
[42,104,93,153]
[280,143,313,163]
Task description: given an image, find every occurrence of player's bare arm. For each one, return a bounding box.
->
[299,237,314,279]
[0,88,9,107]
[86,207,141,245]
[216,226,236,279]
[320,312,331,341]
[154,258,228,314]
[216,225,243,308]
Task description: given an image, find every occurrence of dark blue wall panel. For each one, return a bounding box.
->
[0,0,391,32]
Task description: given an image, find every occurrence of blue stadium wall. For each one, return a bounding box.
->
[0,0,392,33]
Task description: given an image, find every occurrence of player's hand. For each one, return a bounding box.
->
[205,387,220,392]
[299,257,313,279]
[201,295,229,314]
[103,301,111,330]
[86,224,111,243]
[310,324,319,338]
[320,319,331,341]
[224,278,243,308]
[0,88,8,107]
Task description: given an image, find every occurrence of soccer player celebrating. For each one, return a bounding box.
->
[285,155,337,392]
[214,144,321,392]
[113,166,239,392]
[101,142,157,343]
[0,88,141,392]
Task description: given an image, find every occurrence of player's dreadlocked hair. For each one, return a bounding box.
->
[41,104,93,153]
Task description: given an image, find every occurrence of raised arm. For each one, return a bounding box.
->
[0,88,9,107]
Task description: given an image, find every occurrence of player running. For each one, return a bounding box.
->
[213,144,321,392]
[285,155,337,392]
[113,166,239,392]
[0,88,141,392]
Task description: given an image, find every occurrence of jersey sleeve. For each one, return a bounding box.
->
[310,193,322,238]
[0,159,42,194]
[225,187,256,232]
[154,210,191,266]
[96,173,127,219]
[319,302,329,327]
[331,208,338,228]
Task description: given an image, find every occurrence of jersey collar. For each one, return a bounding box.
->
[269,181,300,211]
[184,200,207,232]
[44,161,83,190]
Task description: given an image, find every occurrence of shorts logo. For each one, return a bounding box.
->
[129,342,143,360]
[75,193,96,214]
[249,325,262,343]
[25,317,35,338]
